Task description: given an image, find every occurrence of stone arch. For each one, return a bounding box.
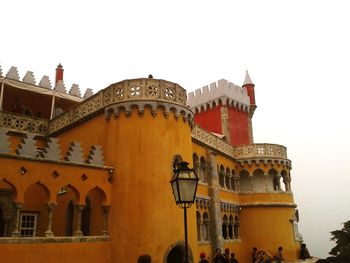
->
[52,184,80,236]
[84,186,107,235]
[22,182,51,236]
[163,240,194,263]
[234,215,240,238]
[1,178,18,201]
[253,168,265,191]
[239,170,250,192]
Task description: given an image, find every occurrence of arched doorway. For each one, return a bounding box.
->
[164,241,193,263]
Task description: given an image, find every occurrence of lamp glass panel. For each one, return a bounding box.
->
[171,181,179,202]
[178,179,197,202]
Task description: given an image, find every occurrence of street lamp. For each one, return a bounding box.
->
[170,161,199,263]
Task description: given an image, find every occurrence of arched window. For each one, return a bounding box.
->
[196,211,201,241]
[231,170,236,191]
[239,170,250,192]
[0,206,4,237]
[270,169,280,191]
[234,215,240,239]
[200,157,207,183]
[225,168,231,189]
[228,215,234,239]
[219,165,225,188]
[193,154,200,181]
[222,214,228,239]
[202,212,209,241]
[66,201,74,236]
[253,169,265,192]
[81,197,91,236]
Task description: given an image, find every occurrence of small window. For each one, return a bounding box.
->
[20,213,37,237]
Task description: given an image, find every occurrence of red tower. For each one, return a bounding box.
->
[55,63,64,85]
[188,73,256,146]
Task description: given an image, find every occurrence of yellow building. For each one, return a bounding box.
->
[0,64,302,263]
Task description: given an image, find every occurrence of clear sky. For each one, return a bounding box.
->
[1,0,349,259]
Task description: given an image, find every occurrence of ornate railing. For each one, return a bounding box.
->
[234,143,287,159]
[49,78,187,134]
[192,126,288,160]
[0,111,48,135]
[191,125,235,157]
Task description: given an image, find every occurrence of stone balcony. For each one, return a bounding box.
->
[0,111,49,136]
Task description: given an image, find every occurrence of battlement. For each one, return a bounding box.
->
[0,64,93,99]
[187,79,251,113]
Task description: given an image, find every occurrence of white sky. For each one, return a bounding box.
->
[1,0,350,259]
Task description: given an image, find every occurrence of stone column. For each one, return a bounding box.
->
[102,205,111,236]
[206,150,224,251]
[45,203,56,237]
[249,175,254,191]
[11,202,23,237]
[74,205,85,236]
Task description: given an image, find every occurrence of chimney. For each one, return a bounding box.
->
[55,63,64,85]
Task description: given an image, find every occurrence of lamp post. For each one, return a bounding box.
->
[170,161,199,263]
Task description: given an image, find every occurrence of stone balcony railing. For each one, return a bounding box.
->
[49,78,187,134]
[234,143,287,159]
[0,111,49,136]
[192,125,288,161]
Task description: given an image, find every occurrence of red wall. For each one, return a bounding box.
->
[194,106,222,134]
[228,107,249,146]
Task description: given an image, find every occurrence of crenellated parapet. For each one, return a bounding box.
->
[187,79,251,113]
[49,78,192,134]
[0,65,92,99]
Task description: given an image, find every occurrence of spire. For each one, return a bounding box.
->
[243,70,254,86]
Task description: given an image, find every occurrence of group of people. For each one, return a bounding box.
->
[199,244,302,263]
[199,248,239,263]
[251,246,284,263]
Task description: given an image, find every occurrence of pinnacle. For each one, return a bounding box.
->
[243,70,254,86]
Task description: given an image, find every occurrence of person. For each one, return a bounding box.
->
[252,247,258,263]
[198,252,209,263]
[213,248,226,263]
[224,248,230,263]
[230,252,239,263]
[300,243,311,260]
[274,246,284,263]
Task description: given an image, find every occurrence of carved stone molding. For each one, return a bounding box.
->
[104,100,193,124]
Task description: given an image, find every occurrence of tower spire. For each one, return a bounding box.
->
[243,70,254,86]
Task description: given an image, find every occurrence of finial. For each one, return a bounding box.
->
[148,74,153,79]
